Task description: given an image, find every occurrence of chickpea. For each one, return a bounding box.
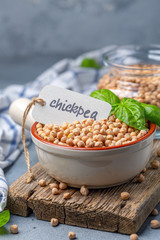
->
[150,219,160,229]
[64,129,70,136]
[54,139,59,144]
[113,128,119,135]
[80,185,89,196]
[68,231,76,239]
[57,131,63,140]
[151,160,160,169]
[130,234,138,240]
[66,138,74,146]
[39,179,46,187]
[105,140,111,147]
[61,136,67,143]
[107,135,113,140]
[121,192,130,200]
[63,192,71,200]
[94,125,101,130]
[95,141,103,147]
[151,208,159,216]
[73,128,80,136]
[50,218,59,227]
[136,174,145,183]
[36,123,42,129]
[86,139,94,147]
[93,130,100,135]
[115,140,122,146]
[51,130,57,138]
[86,118,94,125]
[77,141,85,147]
[52,188,59,195]
[59,182,68,190]
[82,136,88,143]
[10,224,18,234]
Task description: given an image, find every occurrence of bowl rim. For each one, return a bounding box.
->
[103,44,160,71]
[31,122,156,151]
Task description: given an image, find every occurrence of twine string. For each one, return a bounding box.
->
[22,97,45,183]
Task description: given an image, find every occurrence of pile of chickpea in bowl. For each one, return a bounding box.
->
[36,115,149,149]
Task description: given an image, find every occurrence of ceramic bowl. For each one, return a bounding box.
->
[9,98,156,188]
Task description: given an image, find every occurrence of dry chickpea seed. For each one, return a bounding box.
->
[59,182,68,190]
[151,208,159,216]
[150,219,160,229]
[50,218,59,227]
[151,160,160,169]
[130,233,138,240]
[80,185,89,196]
[52,188,59,195]
[49,183,59,189]
[39,179,46,187]
[63,192,71,200]
[136,174,145,183]
[121,192,130,201]
[10,224,18,234]
[68,231,76,239]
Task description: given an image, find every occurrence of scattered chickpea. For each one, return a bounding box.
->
[151,208,159,216]
[10,224,18,234]
[50,218,59,227]
[49,183,59,189]
[136,174,145,183]
[150,219,160,229]
[151,160,160,169]
[59,182,68,190]
[52,188,59,195]
[130,233,138,240]
[80,185,89,196]
[63,192,71,200]
[121,192,130,201]
[68,231,76,239]
[39,179,46,187]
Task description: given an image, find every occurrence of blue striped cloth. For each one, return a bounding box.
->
[0,46,113,211]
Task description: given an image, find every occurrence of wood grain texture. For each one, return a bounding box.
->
[7,140,160,234]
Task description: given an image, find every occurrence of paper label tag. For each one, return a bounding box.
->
[32,85,112,124]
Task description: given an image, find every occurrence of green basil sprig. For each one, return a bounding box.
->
[0,210,10,228]
[81,58,102,69]
[90,89,160,130]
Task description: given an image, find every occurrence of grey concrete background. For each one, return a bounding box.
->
[0,0,160,239]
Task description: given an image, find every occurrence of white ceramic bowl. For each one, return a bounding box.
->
[9,98,156,188]
[31,122,156,188]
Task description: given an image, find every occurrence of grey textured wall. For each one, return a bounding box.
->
[0,0,160,57]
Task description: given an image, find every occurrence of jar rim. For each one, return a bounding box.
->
[103,45,160,71]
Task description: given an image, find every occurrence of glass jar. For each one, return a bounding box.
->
[98,45,160,138]
[98,45,160,108]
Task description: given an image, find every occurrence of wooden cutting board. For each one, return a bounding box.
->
[7,140,160,235]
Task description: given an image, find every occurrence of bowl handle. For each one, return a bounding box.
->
[9,98,35,130]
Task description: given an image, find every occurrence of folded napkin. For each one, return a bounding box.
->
[0,46,114,211]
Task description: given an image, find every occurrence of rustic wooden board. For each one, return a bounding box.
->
[7,140,160,234]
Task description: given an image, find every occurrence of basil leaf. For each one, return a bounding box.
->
[114,98,147,130]
[81,58,102,69]
[0,210,10,228]
[141,103,160,127]
[90,89,121,105]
